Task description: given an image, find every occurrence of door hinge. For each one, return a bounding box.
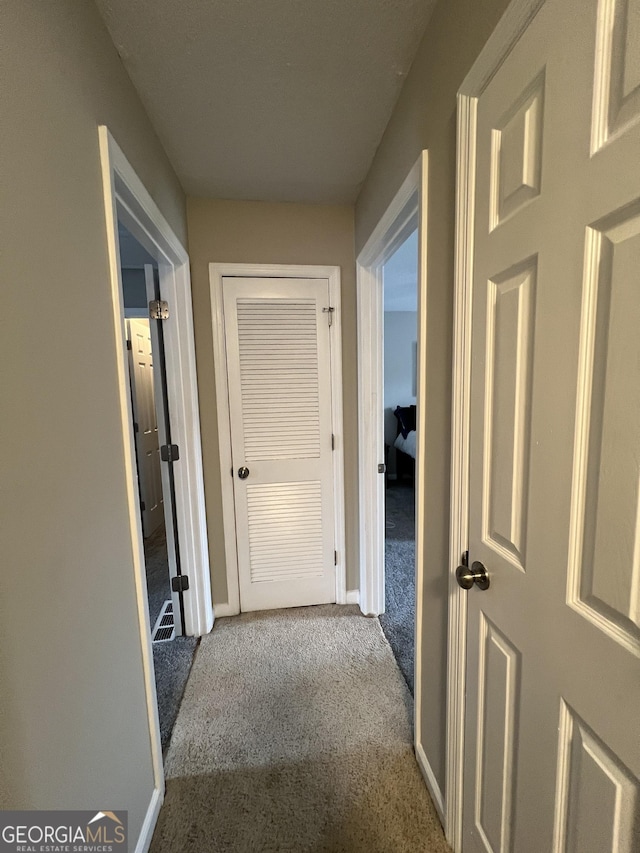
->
[331,433,335,450]
[140,501,146,511]
[378,463,386,474]
[149,299,169,320]
[171,575,189,593]
[126,339,132,350]
[160,444,180,462]
[334,550,338,566]
[322,306,335,326]
[133,421,139,433]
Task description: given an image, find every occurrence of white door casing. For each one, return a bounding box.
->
[356,154,426,618]
[126,319,163,538]
[210,264,346,616]
[452,0,640,851]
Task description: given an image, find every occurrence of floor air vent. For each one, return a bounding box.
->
[152,599,175,643]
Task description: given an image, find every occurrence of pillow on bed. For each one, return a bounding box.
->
[394,405,416,439]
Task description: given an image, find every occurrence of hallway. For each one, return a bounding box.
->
[150,606,449,852]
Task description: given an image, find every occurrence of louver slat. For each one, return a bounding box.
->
[237,299,321,461]
[247,482,324,583]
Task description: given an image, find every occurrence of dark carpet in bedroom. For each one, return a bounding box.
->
[379,480,416,694]
[145,525,199,753]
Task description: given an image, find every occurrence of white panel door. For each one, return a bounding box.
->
[463,0,640,850]
[127,319,163,538]
[223,277,336,612]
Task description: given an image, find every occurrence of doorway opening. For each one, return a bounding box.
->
[99,128,213,826]
[357,153,444,816]
[379,228,419,694]
[117,223,197,751]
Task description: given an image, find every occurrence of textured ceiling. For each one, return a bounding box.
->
[95,0,437,203]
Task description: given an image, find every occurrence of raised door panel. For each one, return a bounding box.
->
[568,201,640,654]
[593,0,640,151]
[482,258,537,570]
[474,616,521,853]
[554,703,640,852]
[490,71,545,230]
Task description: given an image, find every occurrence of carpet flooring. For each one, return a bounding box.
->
[150,605,450,853]
[144,525,198,753]
[380,482,416,694]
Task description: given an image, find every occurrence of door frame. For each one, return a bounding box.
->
[209,263,346,616]
[356,154,426,617]
[446,1,547,848]
[355,153,440,811]
[99,127,214,845]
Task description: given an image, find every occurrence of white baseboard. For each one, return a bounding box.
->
[415,741,445,825]
[135,785,163,853]
[215,596,359,615]
[213,602,240,618]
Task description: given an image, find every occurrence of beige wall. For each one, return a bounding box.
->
[355,0,511,796]
[0,0,186,841]
[186,198,358,602]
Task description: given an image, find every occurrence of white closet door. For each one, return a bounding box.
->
[127,319,163,537]
[223,276,336,612]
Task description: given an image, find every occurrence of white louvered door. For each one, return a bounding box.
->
[223,277,336,611]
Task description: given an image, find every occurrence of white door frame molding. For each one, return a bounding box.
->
[356,154,425,618]
[447,1,546,848]
[209,263,346,617]
[99,127,214,851]
[355,153,441,813]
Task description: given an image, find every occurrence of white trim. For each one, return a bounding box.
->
[346,589,360,605]
[412,151,431,817]
[447,2,547,849]
[99,128,213,639]
[356,152,437,827]
[134,787,163,853]
[416,742,445,825]
[446,92,476,853]
[357,158,422,617]
[209,263,346,613]
[355,261,385,616]
[99,127,214,850]
[211,602,238,618]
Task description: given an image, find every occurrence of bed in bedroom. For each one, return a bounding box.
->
[392,404,416,481]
